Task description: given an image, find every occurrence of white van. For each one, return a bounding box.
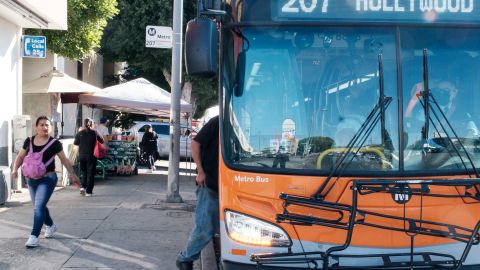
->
[126,122,194,159]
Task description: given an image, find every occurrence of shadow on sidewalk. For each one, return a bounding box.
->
[0,173,200,270]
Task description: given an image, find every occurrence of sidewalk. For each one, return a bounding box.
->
[0,168,207,270]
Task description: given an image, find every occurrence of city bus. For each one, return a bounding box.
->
[185,0,480,269]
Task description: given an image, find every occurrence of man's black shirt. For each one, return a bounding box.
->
[194,116,219,192]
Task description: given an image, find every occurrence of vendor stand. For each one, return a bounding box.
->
[105,137,138,176]
[77,78,194,178]
[71,137,138,180]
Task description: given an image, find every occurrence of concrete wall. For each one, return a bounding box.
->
[82,54,104,126]
[0,17,22,166]
[22,50,54,83]
[62,56,77,77]
[22,93,51,127]
[104,61,126,77]
[84,54,104,88]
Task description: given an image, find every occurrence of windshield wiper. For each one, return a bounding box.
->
[379,54,388,149]
[314,54,392,200]
[379,54,394,159]
[422,49,431,141]
[418,49,480,183]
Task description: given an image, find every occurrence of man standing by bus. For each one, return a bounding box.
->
[176,116,219,270]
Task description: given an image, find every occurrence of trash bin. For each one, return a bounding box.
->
[0,167,11,205]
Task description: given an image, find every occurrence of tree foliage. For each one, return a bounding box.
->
[27,0,118,60]
[188,76,218,118]
[100,0,217,118]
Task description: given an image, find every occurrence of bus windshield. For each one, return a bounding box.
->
[223,26,480,175]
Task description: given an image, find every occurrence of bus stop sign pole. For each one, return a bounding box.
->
[167,0,184,203]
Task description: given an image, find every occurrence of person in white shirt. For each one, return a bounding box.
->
[97,117,110,143]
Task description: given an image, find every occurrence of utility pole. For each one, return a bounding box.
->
[167,0,184,203]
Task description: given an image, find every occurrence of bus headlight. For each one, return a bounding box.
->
[225,210,291,247]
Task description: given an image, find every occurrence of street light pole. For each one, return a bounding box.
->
[167,0,184,203]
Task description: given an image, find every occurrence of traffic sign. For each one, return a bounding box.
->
[145,26,172,48]
[22,35,46,58]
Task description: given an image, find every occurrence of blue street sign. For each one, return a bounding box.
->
[22,35,46,58]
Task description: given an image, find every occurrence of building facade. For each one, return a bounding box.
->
[0,0,67,166]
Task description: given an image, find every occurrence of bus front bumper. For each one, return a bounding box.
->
[223,260,480,270]
[222,260,304,269]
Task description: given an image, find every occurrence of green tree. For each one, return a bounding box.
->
[100,0,217,118]
[27,0,118,60]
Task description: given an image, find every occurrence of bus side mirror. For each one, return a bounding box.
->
[204,0,220,9]
[185,18,218,77]
[234,51,246,97]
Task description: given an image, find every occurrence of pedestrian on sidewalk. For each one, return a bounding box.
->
[97,116,110,143]
[74,118,104,197]
[140,124,158,172]
[176,116,219,270]
[11,116,80,248]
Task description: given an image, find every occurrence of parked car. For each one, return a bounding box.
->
[125,121,195,159]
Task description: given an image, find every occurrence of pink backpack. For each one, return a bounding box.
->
[22,137,57,179]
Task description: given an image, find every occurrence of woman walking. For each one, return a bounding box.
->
[74,118,104,196]
[12,116,79,248]
[141,124,158,171]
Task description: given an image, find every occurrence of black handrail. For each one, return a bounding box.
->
[252,179,480,269]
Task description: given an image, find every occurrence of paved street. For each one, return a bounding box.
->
[0,164,207,270]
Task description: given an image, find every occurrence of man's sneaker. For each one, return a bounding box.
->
[25,235,39,248]
[80,188,86,195]
[44,224,57,238]
[85,193,93,197]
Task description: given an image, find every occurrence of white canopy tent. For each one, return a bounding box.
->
[198,105,219,126]
[23,68,101,137]
[23,68,100,94]
[78,78,193,117]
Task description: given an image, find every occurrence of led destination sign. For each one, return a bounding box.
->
[273,0,479,24]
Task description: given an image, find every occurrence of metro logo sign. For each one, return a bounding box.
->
[145,26,173,48]
[391,184,413,204]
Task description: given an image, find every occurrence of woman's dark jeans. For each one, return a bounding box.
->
[147,152,155,168]
[79,155,97,194]
[27,173,57,237]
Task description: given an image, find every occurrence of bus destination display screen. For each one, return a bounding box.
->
[273,0,479,24]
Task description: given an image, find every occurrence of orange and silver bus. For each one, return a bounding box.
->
[185,0,480,269]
